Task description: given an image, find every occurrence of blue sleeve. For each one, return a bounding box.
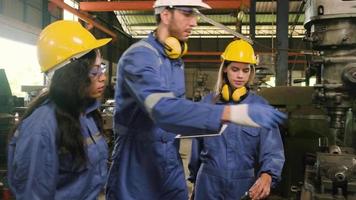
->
[188,138,203,183]
[8,124,58,199]
[258,127,285,186]
[200,93,216,103]
[121,48,224,135]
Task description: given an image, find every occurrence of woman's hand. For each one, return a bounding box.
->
[248,173,272,200]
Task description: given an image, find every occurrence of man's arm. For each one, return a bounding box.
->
[121,47,286,135]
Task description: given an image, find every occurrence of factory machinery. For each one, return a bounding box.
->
[0,69,16,198]
[299,0,356,199]
[259,0,356,199]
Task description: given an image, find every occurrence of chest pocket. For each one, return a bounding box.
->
[86,132,109,176]
[169,60,185,97]
[241,127,260,137]
[239,127,260,155]
[58,133,108,172]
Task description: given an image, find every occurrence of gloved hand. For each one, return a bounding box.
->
[230,104,286,129]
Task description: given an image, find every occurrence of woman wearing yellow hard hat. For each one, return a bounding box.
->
[8,20,111,199]
[188,39,285,200]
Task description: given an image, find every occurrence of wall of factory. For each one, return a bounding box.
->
[183,37,308,99]
[0,0,44,44]
[0,0,308,99]
[0,0,132,98]
[116,37,307,99]
[1,0,43,28]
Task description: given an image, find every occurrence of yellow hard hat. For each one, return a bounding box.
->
[221,39,256,64]
[37,20,112,72]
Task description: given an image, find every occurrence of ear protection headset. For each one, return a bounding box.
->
[163,36,188,59]
[221,84,247,103]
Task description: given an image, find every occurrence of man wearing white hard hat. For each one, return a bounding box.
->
[106,0,286,199]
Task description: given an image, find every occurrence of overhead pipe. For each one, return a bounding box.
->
[183,59,306,64]
[50,0,117,40]
[184,59,221,63]
[186,51,306,56]
[79,0,250,12]
[185,51,307,64]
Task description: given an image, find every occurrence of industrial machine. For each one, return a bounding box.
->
[101,99,115,154]
[0,69,15,170]
[259,0,356,199]
[0,69,15,198]
[192,72,211,101]
[299,0,356,199]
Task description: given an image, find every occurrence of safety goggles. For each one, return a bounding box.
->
[171,7,199,17]
[89,63,106,78]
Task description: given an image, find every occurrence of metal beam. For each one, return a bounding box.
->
[112,11,303,16]
[250,0,256,41]
[79,0,250,12]
[50,0,117,39]
[275,0,289,86]
[186,51,305,56]
[42,0,51,28]
[124,22,304,27]
[187,52,220,56]
[184,59,220,63]
[183,58,306,64]
[185,51,306,64]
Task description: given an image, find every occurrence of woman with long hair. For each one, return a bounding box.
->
[188,40,285,200]
[7,20,111,199]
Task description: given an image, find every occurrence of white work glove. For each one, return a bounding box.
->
[230,104,286,129]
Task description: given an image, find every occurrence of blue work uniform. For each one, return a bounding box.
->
[8,100,108,200]
[106,33,225,200]
[188,92,285,200]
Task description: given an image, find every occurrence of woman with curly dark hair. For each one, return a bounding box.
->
[7,20,111,199]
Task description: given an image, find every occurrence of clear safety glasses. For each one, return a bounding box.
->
[89,63,106,78]
[172,7,200,19]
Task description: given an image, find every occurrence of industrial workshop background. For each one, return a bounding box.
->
[1,0,356,199]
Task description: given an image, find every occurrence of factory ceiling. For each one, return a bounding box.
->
[77,0,305,39]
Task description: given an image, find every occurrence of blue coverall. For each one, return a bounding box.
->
[106,33,225,200]
[188,92,285,200]
[8,100,108,200]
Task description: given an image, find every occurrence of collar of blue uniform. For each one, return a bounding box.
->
[84,100,101,114]
[147,32,169,57]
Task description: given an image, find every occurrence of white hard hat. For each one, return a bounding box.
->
[153,0,211,10]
